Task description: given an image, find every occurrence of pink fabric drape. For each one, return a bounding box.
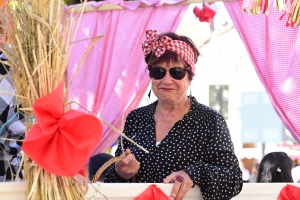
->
[65,0,186,11]
[66,6,188,154]
[224,1,300,142]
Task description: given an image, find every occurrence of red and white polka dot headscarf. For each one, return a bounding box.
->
[142,30,195,72]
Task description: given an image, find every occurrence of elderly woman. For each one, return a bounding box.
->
[105,30,243,200]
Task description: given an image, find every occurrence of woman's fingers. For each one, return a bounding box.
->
[181,183,193,200]
[174,181,186,200]
[115,149,140,180]
[163,173,183,198]
[163,171,179,184]
[118,152,139,169]
[125,148,131,155]
[170,181,181,198]
[164,171,194,200]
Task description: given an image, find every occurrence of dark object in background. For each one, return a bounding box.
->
[257,152,294,183]
[64,0,136,6]
[89,153,113,181]
[64,0,81,5]
[64,0,105,5]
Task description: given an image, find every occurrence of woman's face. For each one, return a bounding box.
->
[151,60,191,104]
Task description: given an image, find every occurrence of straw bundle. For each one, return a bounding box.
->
[0,0,91,199]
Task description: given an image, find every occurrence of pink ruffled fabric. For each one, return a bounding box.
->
[224,0,300,142]
[66,5,188,154]
[65,0,186,11]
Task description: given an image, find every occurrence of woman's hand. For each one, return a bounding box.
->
[115,148,140,180]
[163,170,194,200]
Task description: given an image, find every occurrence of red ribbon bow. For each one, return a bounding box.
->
[22,80,103,176]
[193,4,216,23]
[134,184,170,200]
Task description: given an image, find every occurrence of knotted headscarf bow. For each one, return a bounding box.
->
[142,30,195,72]
[22,80,103,176]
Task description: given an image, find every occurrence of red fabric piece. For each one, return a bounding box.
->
[278,184,300,200]
[78,168,87,177]
[134,184,170,200]
[193,4,216,23]
[22,80,103,176]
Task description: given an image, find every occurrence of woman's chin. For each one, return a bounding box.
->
[158,96,177,104]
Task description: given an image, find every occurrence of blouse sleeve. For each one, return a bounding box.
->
[104,112,134,183]
[183,113,243,200]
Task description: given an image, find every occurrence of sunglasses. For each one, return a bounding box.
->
[148,66,189,80]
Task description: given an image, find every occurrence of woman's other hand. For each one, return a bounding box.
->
[163,170,194,200]
[115,148,140,180]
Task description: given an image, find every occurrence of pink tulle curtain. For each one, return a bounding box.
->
[66,6,188,154]
[224,1,300,142]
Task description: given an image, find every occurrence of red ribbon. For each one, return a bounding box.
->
[193,4,216,23]
[22,80,103,176]
[278,184,300,200]
[134,184,169,200]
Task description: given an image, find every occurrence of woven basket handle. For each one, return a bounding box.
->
[91,155,137,183]
[91,156,123,183]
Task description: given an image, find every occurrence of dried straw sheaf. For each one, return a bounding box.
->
[0,0,102,199]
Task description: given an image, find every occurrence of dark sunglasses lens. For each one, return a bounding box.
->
[150,67,166,80]
[169,67,187,80]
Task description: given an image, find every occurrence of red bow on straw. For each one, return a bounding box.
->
[278,184,300,200]
[193,4,216,23]
[134,184,169,200]
[22,80,103,176]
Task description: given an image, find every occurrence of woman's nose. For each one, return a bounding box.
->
[162,71,173,83]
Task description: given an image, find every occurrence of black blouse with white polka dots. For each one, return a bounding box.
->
[105,96,243,199]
